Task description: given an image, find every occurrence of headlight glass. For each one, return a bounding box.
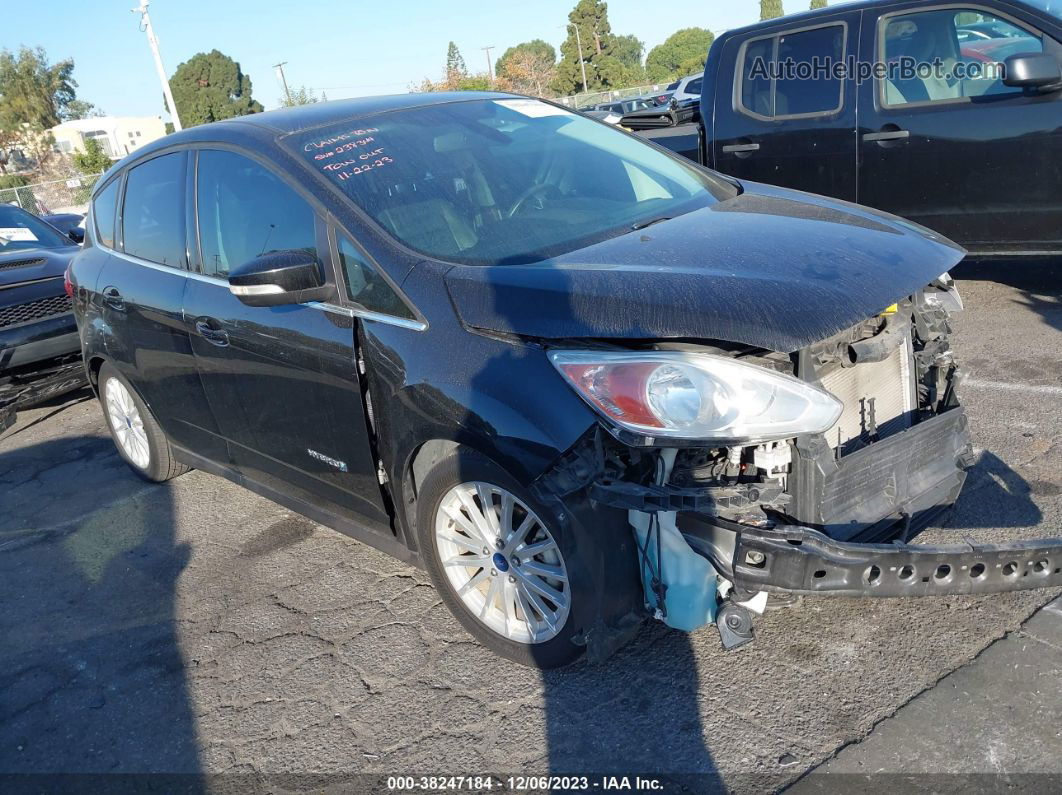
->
[550,350,843,442]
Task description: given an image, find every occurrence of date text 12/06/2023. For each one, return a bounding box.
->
[304,127,393,181]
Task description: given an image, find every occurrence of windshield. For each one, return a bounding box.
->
[1027,0,1061,20]
[287,98,737,265]
[0,204,72,252]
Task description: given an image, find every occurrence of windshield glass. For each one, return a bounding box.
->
[0,204,72,252]
[287,98,737,265]
[1027,0,1061,20]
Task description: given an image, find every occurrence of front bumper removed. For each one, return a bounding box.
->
[732,524,1062,597]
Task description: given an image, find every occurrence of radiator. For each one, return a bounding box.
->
[819,336,915,454]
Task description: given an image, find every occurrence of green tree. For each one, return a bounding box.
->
[72,137,112,176]
[169,50,263,127]
[760,0,785,20]
[71,137,112,201]
[0,47,77,131]
[611,34,646,81]
[63,99,102,120]
[554,0,638,94]
[280,85,319,107]
[810,0,828,9]
[645,28,715,82]
[446,42,468,82]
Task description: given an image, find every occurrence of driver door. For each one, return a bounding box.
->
[857,2,1062,253]
[183,147,390,526]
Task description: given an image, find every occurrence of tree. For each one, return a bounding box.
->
[496,42,558,97]
[554,0,635,95]
[810,0,828,8]
[280,85,319,107]
[0,47,77,132]
[611,34,646,82]
[64,99,103,120]
[169,50,263,127]
[645,28,715,82]
[71,137,112,201]
[495,40,556,82]
[72,138,112,176]
[760,0,785,20]
[446,42,468,83]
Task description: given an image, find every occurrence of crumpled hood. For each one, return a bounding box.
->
[444,182,966,352]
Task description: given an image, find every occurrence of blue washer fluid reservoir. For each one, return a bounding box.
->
[629,508,720,632]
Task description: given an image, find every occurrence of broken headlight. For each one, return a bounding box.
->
[549,350,843,443]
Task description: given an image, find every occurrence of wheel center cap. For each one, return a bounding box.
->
[125,416,133,429]
[492,552,510,572]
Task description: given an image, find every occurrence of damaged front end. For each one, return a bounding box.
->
[536,275,1057,651]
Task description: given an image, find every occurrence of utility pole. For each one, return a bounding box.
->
[274,61,292,105]
[133,0,182,131]
[567,23,588,93]
[481,46,495,84]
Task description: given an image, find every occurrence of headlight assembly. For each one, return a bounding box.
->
[549,350,843,443]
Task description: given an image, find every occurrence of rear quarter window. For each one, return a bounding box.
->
[93,179,119,248]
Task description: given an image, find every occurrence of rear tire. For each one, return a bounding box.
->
[98,362,189,483]
[416,449,585,669]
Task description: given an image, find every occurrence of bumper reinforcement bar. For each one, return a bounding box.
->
[733,524,1062,597]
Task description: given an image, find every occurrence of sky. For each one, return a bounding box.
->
[2,0,828,121]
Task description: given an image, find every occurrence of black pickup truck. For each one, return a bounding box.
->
[632,0,1062,256]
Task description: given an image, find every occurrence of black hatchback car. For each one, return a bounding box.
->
[70,93,1062,668]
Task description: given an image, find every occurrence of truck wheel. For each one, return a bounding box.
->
[416,449,585,668]
[98,363,189,483]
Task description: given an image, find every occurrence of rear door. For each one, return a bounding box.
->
[857,1,1062,252]
[183,147,390,525]
[712,13,860,201]
[96,151,222,457]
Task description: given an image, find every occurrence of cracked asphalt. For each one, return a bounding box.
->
[1,260,1060,791]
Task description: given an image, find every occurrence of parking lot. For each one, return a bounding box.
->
[1,260,1060,790]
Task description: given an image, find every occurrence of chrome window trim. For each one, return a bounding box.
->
[99,244,426,330]
[734,20,850,122]
[876,3,1049,111]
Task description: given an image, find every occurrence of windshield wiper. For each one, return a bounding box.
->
[630,216,672,231]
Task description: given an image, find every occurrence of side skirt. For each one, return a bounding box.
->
[173,445,423,570]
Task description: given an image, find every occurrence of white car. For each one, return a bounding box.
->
[665,73,704,104]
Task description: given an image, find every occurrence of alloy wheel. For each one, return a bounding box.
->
[104,377,150,469]
[435,482,570,644]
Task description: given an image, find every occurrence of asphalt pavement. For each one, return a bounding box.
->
[0,259,1059,792]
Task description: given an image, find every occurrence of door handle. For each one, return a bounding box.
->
[863,129,910,143]
[195,318,229,347]
[102,286,125,311]
[721,143,761,154]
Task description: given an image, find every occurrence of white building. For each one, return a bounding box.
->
[49,116,168,159]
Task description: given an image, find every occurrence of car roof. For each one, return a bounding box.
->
[724,0,1042,37]
[95,91,520,188]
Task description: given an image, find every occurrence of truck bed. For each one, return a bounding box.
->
[635,123,703,164]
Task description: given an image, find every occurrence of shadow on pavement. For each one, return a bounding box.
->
[954,257,1061,333]
[0,427,200,781]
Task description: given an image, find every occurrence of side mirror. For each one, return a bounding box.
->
[227,249,336,307]
[68,228,84,244]
[1003,53,1062,90]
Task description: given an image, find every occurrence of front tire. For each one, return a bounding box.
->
[416,449,584,668]
[98,363,189,483]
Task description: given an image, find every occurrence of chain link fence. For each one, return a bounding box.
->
[0,173,102,216]
[556,83,671,110]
